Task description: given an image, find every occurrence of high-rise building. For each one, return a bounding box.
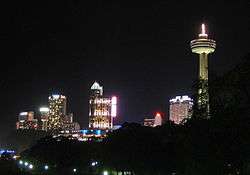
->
[190,24,216,117]
[62,113,80,131]
[169,96,193,124]
[47,95,67,130]
[16,111,38,130]
[64,113,73,123]
[39,107,49,131]
[89,82,117,129]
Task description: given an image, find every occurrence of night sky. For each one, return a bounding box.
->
[0,1,249,137]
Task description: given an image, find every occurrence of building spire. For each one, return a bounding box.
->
[199,23,208,38]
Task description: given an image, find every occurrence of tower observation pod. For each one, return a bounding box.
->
[190,24,216,118]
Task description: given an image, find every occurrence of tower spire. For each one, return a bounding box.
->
[199,23,208,38]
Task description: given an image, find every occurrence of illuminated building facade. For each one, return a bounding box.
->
[47,95,67,130]
[143,113,163,127]
[63,122,81,132]
[169,96,193,124]
[16,95,80,132]
[143,118,155,127]
[16,111,38,130]
[39,107,49,131]
[190,24,216,118]
[62,113,81,131]
[89,82,117,129]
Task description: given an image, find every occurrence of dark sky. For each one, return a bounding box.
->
[0,1,249,136]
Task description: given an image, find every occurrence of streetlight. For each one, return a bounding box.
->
[73,168,77,173]
[91,161,98,167]
[29,164,33,169]
[19,160,23,165]
[44,165,49,170]
[103,170,108,175]
[24,162,28,166]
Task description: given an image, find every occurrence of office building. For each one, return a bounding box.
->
[47,94,67,130]
[89,82,117,129]
[39,107,49,131]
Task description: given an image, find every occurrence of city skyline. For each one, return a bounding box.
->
[0,1,249,139]
[13,81,192,129]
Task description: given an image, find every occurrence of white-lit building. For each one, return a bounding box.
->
[169,95,193,124]
[89,82,117,129]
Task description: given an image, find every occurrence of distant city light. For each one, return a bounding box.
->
[39,107,49,112]
[0,149,15,154]
[52,95,60,99]
[82,129,87,135]
[156,112,161,117]
[91,161,98,166]
[73,168,77,173]
[20,112,28,116]
[19,160,23,165]
[91,81,103,95]
[169,95,192,103]
[103,170,109,175]
[24,162,28,166]
[96,130,101,135]
[111,96,117,117]
[44,165,49,170]
[111,96,117,104]
[29,164,33,169]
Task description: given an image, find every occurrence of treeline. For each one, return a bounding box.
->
[2,129,49,153]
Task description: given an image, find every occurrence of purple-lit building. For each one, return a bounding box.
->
[169,96,193,124]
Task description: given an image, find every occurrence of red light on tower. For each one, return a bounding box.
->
[154,112,162,126]
[155,112,161,117]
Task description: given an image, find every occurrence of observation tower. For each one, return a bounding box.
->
[190,24,216,117]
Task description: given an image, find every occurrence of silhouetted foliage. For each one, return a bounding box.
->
[2,130,49,153]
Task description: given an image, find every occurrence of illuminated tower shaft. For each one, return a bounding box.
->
[199,53,208,80]
[190,24,216,118]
